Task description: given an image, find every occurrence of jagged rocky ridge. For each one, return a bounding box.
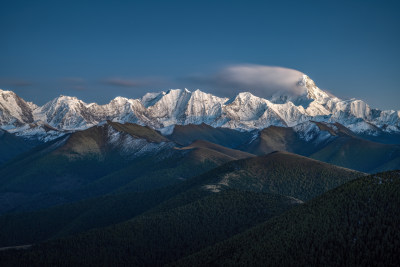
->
[0,75,399,142]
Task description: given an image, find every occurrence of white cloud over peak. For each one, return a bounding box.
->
[184,64,306,98]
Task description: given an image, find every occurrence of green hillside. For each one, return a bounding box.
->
[177,170,400,266]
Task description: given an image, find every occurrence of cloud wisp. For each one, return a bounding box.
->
[0,78,34,87]
[183,64,306,98]
[102,78,142,87]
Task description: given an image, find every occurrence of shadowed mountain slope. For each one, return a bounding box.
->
[176,170,400,266]
[245,123,400,173]
[191,151,363,202]
[0,152,364,266]
[0,121,255,214]
[0,129,35,165]
[167,123,254,148]
[0,121,176,214]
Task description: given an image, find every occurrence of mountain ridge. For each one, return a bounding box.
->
[1,75,399,142]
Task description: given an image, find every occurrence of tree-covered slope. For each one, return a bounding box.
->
[0,152,364,266]
[0,190,300,267]
[190,151,362,202]
[177,170,400,266]
[0,141,254,246]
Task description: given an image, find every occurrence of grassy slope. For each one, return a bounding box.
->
[177,171,400,266]
[245,124,400,173]
[243,126,316,156]
[178,139,254,160]
[311,136,400,173]
[167,123,253,148]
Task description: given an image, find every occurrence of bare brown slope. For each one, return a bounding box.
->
[167,123,253,148]
[56,121,169,157]
[182,140,254,160]
[244,126,313,155]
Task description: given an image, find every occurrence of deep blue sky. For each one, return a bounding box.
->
[1,0,399,110]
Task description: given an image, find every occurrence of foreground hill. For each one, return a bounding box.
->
[0,151,350,248]
[191,151,362,201]
[0,152,363,266]
[177,170,400,266]
[0,190,299,267]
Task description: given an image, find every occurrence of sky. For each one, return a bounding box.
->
[0,0,399,110]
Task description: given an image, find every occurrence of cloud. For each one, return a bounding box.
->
[59,77,87,91]
[183,64,306,98]
[71,85,87,91]
[61,77,86,83]
[101,76,170,90]
[0,78,34,87]
[102,78,142,87]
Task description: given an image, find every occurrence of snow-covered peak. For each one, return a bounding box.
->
[55,95,83,104]
[0,89,34,127]
[299,75,336,104]
[0,88,13,94]
[34,95,92,130]
[230,92,266,106]
[112,96,129,104]
[141,92,165,107]
[190,89,228,103]
[147,89,192,126]
[1,72,400,139]
[270,75,333,107]
[39,95,87,114]
[184,89,228,125]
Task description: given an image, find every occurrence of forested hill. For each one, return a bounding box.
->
[176,170,400,266]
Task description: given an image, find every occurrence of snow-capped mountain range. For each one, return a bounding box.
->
[1,75,399,142]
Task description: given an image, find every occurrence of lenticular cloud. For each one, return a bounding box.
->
[188,64,306,98]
